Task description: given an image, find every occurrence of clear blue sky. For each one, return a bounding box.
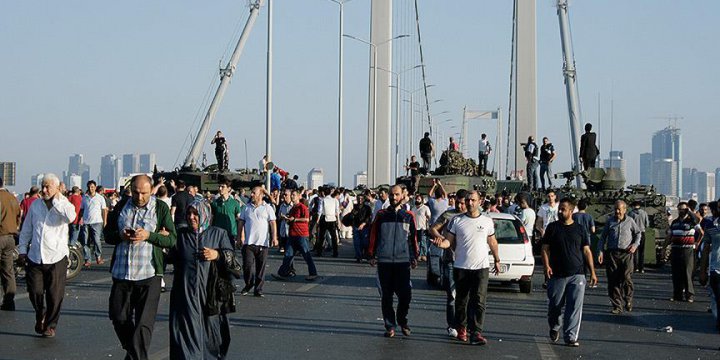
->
[2,0,718,192]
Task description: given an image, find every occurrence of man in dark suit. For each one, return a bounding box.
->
[579,123,599,171]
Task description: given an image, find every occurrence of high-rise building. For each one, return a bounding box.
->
[0,162,16,186]
[67,154,90,186]
[122,154,138,176]
[31,173,45,188]
[354,171,368,188]
[100,154,120,189]
[307,168,324,190]
[601,150,626,178]
[715,168,720,202]
[639,153,652,185]
[696,172,716,204]
[682,167,697,199]
[652,159,676,197]
[650,126,682,197]
[68,174,82,189]
[138,153,156,173]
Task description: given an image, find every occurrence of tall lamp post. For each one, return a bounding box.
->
[327,0,352,187]
[377,65,423,178]
[343,33,409,186]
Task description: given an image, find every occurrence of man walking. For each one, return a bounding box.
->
[210,180,243,245]
[628,201,649,273]
[368,185,418,338]
[539,137,556,190]
[17,174,76,337]
[429,189,468,339]
[412,194,431,262]
[105,175,176,359]
[523,136,540,190]
[67,186,83,246]
[662,202,701,302]
[317,188,340,257]
[238,186,278,297]
[542,197,598,347]
[598,200,642,314]
[699,201,720,332]
[272,190,318,281]
[0,176,21,311]
[79,180,108,267]
[432,190,500,345]
[351,191,373,262]
[477,133,492,176]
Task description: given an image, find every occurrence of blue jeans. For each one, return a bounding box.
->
[442,260,456,327]
[80,223,104,261]
[278,236,317,277]
[417,230,428,257]
[547,274,586,342]
[353,227,369,260]
[527,161,539,190]
[539,162,553,189]
[69,223,81,246]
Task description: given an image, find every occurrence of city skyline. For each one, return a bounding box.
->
[2,1,719,192]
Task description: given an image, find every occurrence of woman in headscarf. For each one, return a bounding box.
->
[170,200,236,359]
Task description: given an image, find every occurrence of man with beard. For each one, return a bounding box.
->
[368,185,418,338]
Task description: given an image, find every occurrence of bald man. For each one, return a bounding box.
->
[105,175,176,360]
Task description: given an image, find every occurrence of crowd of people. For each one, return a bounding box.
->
[1,136,719,358]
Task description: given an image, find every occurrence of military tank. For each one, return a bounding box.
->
[533,167,669,266]
[396,149,525,196]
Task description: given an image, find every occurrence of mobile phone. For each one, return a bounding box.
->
[126,228,137,236]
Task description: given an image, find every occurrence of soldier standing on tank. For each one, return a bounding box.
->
[523,136,539,191]
[478,134,492,176]
[579,123,599,171]
[419,132,434,171]
[211,130,229,172]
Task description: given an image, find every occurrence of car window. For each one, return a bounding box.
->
[493,218,523,244]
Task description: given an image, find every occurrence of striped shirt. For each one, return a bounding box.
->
[668,216,700,248]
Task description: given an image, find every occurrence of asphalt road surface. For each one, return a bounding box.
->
[1,240,718,360]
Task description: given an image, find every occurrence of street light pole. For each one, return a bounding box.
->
[265,0,273,190]
[329,0,349,187]
[343,34,409,187]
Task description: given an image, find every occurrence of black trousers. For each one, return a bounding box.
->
[109,276,162,360]
[377,263,412,330]
[478,153,488,175]
[709,272,720,331]
[670,247,695,299]
[315,219,339,256]
[0,234,17,305]
[605,250,634,309]
[26,256,68,330]
[242,244,268,292]
[454,267,490,333]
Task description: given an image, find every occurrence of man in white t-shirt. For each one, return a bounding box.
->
[79,180,108,267]
[516,193,536,243]
[238,186,278,297]
[535,189,559,239]
[433,190,500,346]
[316,189,340,257]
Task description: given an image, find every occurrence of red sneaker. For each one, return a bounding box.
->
[471,332,487,345]
[456,327,468,342]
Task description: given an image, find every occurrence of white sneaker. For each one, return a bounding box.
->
[447,327,458,338]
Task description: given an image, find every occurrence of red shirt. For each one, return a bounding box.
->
[68,194,83,225]
[20,196,39,222]
[289,203,310,237]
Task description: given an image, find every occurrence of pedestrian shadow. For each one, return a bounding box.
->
[0,330,41,339]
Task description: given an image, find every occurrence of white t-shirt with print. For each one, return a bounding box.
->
[447,213,495,270]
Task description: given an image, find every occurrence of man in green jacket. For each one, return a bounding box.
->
[104,175,176,360]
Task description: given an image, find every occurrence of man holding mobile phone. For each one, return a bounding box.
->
[104,175,176,360]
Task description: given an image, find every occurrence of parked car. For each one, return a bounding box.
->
[426,212,534,293]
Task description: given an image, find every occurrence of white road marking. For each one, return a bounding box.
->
[534,337,558,360]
